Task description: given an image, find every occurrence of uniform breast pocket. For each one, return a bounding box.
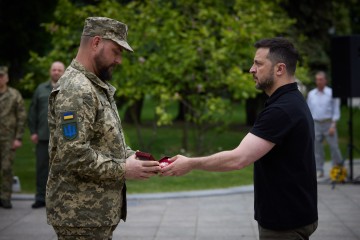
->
[94,105,120,144]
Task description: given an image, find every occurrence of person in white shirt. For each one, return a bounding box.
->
[307,71,343,178]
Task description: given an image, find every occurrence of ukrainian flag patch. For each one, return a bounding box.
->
[63,111,74,120]
[61,111,78,140]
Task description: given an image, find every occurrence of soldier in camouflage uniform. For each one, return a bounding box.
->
[0,66,26,209]
[47,17,161,239]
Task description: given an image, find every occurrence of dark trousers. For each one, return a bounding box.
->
[35,140,49,202]
[258,221,318,240]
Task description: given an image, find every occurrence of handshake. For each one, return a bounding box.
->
[125,151,188,180]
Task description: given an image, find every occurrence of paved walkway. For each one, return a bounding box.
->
[1,160,359,240]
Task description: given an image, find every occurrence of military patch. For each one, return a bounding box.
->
[63,112,74,120]
[61,111,78,140]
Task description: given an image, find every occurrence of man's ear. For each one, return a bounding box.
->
[90,36,102,50]
[275,63,286,76]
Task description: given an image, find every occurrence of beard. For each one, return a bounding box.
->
[94,49,115,81]
[255,69,274,91]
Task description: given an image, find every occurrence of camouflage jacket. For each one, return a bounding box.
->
[0,86,26,142]
[46,59,134,227]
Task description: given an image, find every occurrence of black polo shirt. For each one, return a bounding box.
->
[250,82,318,230]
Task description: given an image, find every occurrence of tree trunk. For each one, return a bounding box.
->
[176,101,186,121]
[124,98,144,124]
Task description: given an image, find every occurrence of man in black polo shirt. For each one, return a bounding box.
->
[161,37,318,239]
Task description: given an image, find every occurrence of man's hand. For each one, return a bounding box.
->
[31,134,39,144]
[125,155,161,180]
[328,126,336,136]
[160,155,194,177]
[12,139,22,150]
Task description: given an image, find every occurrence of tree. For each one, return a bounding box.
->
[24,0,298,153]
[115,0,297,153]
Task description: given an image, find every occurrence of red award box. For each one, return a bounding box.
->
[135,151,172,168]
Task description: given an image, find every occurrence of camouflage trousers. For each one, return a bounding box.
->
[258,221,318,240]
[53,226,117,240]
[0,141,15,201]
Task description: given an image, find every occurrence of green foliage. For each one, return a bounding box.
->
[22,0,299,151]
[24,0,295,107]
[116,0,295,128]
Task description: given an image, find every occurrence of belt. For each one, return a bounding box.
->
[314,119,332,123]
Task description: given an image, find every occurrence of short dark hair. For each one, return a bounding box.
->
[254,37,299,76]
[80,35,91,45]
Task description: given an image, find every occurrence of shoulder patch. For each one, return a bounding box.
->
[63,111,74,120]
[61,111,78,140]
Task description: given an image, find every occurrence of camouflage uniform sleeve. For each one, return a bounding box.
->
[55,87,126,180]
[125,145,135,158]
[15,91,26,140]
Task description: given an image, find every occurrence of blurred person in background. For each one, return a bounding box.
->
[307,71,343,178]
[28,61,65,208]
[0,66,26,209]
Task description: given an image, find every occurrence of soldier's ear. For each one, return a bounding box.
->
[91,36,102,50]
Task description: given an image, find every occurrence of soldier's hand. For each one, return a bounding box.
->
[125,155,161,180]
[12,139,22,150]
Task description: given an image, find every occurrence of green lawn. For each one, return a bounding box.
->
[12,98,360,194]
[13,128,36,193]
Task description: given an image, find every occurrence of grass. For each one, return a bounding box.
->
[126,168,254,194]
[12,97,360,194]
[13,128,36,193]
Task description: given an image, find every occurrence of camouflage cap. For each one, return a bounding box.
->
[0,66,8,75]
[82,17,134,52]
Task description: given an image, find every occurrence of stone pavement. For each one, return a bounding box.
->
[1,160,359,240]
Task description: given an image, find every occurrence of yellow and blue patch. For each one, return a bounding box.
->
[62,111,78,140]
[63,112,74,120]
